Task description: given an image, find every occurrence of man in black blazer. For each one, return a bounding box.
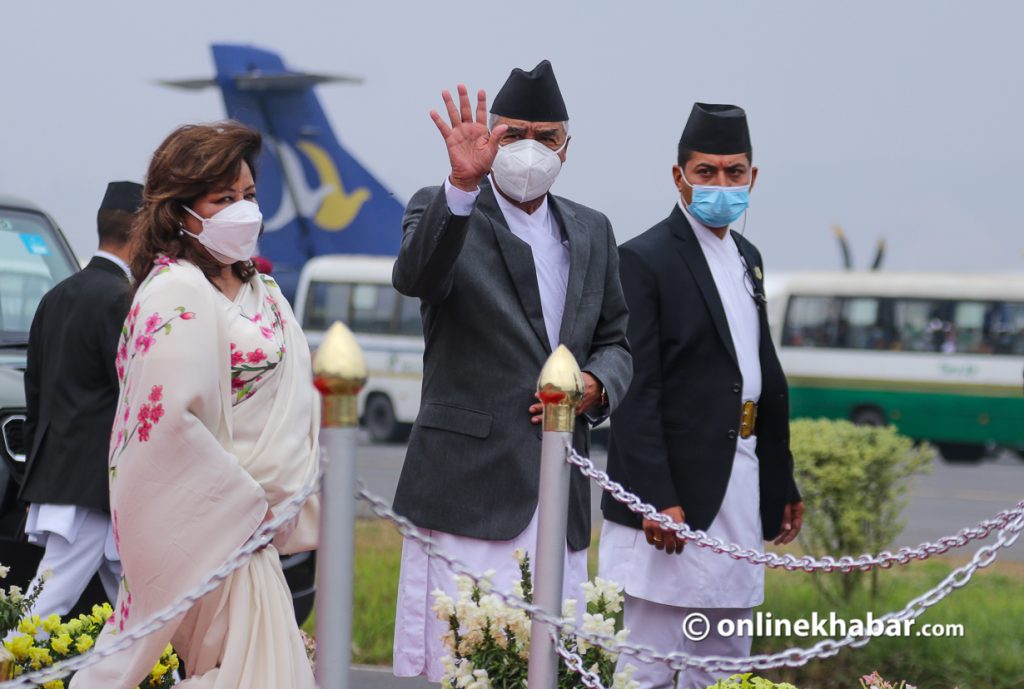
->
[391,62,631,680]
[599,104,803,689]
[19,181,142,618]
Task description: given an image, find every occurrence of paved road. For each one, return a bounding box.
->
[354,432,1024,561]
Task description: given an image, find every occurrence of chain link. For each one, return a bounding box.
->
[0,454,324,688]
[360,473,1024,673]
[568,445,1024,572]
[554,635,609,689]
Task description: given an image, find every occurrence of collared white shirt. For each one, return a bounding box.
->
[94,249,131,279]
[444,178,570,351]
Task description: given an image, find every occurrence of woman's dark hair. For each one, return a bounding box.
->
[129,120,262,287]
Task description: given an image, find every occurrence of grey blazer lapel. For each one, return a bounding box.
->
[550,196,590,346]
[478,185,551,353]
[669,205,739,367]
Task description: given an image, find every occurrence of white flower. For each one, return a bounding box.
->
[611,664,640,689]
[511,580,525,599]
[8,585,22,603]
[468,668,491,689]
[478,569,496,594]
[455,575,475,599]
[40,568,53,582]
[0,564,10,578]
[513,548,526,565]
[432,589,456,621]
[561,598,577,622]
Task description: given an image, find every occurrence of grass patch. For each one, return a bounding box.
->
[302,518,404,665]
[306,522,1024,688]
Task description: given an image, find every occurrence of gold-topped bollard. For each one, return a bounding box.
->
[528,345,584,689]
[537,344,584,433]
[312,321,367,689]
[313,321,368,427]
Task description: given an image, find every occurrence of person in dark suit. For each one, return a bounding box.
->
[19,181,142,619]
[390,61,631,680]
[598,104,803,689]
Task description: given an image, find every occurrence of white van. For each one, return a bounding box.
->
[293,255,424,442]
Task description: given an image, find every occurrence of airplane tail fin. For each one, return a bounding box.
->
[164,44,404,299]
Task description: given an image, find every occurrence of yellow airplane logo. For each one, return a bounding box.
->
[296,140,371,231]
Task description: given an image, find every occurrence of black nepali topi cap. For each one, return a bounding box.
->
[490,60,569,122]
[679,102,751,154]
[100,181,144,213]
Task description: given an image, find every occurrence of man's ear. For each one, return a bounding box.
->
[749,166,759,193]
[673,165,691,204]
[559,136,571,163]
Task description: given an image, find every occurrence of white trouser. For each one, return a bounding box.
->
[26,508,121,622]
[618,593,753,689]
[393,509,589,682]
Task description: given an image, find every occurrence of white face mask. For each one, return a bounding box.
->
[491,138,566,203]
[181,200,263,264]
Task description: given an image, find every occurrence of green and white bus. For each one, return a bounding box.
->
[765,272,1024,461]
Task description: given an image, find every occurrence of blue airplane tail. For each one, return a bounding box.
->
[206,44,403,300]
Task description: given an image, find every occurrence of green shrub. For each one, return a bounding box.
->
[789,419,934,603]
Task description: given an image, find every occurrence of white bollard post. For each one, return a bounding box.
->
[312,322,367,689]
[527,345,583,689]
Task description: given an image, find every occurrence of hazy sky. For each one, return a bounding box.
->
[3,1,1023,273]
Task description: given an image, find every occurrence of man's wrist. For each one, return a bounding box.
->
[448,174,481,192]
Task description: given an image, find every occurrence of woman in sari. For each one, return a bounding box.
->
[71,121,319,689]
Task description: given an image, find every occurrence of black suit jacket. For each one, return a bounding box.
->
[20,256,131,512]
[392,182,632,551]
[602,206,801,540]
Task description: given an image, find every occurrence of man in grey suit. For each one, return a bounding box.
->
[391,61,631,680]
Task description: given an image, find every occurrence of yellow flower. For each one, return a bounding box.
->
[5,634,33,660]
[50,633,72,655]
[27,645,52,670]
[162,643,174,657]
[18,615,40,636]
[90,604,110,623]
[42,680,64,689]
[150,661,169,680]
[66,618,84,635]
[168,653,180,670]
[74,634,94,654]
[41,613,62,634]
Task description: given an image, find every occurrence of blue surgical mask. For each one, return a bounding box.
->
[680,170,750,228]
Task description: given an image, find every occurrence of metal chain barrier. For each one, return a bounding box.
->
[0,455,325,689]
[554,635,608,689]
[359,479,1024,673]
[569,445,1024,573]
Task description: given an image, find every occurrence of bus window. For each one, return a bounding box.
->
[892,299,951,352]
[396,295,423,336]
[953,301,990,353]
[350,284,396,335]
[304,281,352,331]
[986,302,1024,354]
[782,296,840,347]
[838,297,886,350]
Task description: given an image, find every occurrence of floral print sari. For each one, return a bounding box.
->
[70,258,319,689]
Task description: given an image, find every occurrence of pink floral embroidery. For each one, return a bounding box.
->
[259,326,274,340]
[112,510,121,553]
[246,348,267,364]
[181,311,195,320]
[134,334,155,355]
[144,314,161,334]
[149,385,163,403]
